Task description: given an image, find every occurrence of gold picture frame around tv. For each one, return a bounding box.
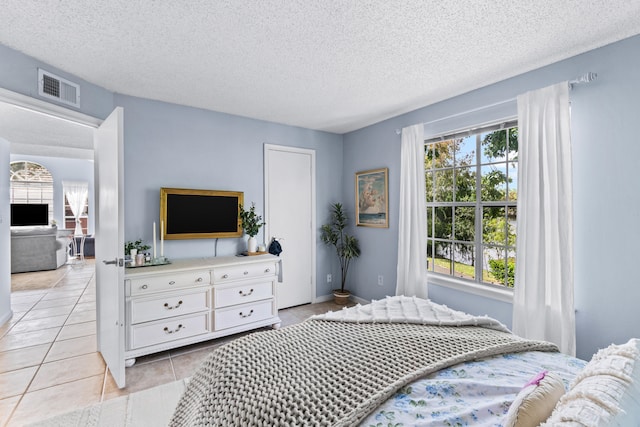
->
[160,188,244,240]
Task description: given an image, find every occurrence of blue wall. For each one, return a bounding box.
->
[115,94,344,297]
[2,35,639,359]
[0,44,114,120]
[343,34,640,360]
[0,44,344,301]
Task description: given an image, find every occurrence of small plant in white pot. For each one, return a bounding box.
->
[239,202,266,253]
[124,239,151,265]
[124,239,150,258]
[321,202,360,305]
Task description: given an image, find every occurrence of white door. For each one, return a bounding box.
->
[264,144,315,309]
[94,107,126,388]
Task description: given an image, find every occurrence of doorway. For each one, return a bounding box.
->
[264,144,316,309]
[0,90,106,411]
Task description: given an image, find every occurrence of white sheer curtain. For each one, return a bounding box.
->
[514,82,575,355]
[64,181,88,236]
[395,124,428,298]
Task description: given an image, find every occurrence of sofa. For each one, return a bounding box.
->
[10,226,69,273]
[72,235,95,258]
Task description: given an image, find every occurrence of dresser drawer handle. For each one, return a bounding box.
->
[141,284,148,290]
[243,271,249,275]
[164,300,183,310]
[196,277,203,282]
[264,268,271,273]
[222,274,229,279]
[239,309,254,318]
[238,289,254,297]
[163,324,184,334]
[169,281,176,285]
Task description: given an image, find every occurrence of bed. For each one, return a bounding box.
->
[170,296,640,426]
[32,296,640,426]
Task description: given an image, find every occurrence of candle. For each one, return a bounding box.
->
[161,220,164,257]
[153,221,157,259]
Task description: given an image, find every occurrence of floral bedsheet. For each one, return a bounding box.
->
[359,350,586,427]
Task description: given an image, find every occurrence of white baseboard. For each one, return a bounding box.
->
[314,293,369,305]
[313,294,333,303]
[350,294,369,305]
[0,309,14,327]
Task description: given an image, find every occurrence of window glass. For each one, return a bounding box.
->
[9,161,54,223]
[425,123,518,289]
[456,136,476,167]
[455,167,476,202]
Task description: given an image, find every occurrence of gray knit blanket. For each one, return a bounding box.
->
[170,297,558,426]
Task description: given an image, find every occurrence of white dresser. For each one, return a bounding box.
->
[124,254,281,365]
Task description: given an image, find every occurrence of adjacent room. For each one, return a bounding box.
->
[1,1,640,426]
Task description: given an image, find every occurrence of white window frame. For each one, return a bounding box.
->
[9,161,54,223]
[425,119,518,303]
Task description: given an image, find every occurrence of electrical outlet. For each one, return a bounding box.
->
[378,275,383,286]
[327,274,332,283]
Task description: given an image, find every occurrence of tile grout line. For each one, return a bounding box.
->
[5,267,78,425]
[100,365,109,402]
[4,264,343,425]
[168,354,178,382]
[2,290,48,339]
[4,265,97,426]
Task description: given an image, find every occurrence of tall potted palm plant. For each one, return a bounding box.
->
[321,202,360,304]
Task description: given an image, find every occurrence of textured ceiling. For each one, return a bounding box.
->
[1,0,640,138]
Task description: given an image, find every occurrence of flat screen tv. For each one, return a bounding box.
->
[160,188,244,239]
[10,203,49,226]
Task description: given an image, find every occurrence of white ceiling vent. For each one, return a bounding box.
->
[37,68,80,107]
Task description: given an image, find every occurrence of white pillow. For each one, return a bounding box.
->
[503,370,565,427]
[541,338,640,427]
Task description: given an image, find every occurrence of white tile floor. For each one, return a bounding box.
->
[0,261,347,426]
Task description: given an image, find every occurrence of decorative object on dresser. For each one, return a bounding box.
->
[239,202,266,254]
[122,255,281,378]
[124,239,151,266]
[321,202,361,304]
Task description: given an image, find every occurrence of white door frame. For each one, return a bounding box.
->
[264,144,317,303]
[0,87,102,128]
[0,89,130,377]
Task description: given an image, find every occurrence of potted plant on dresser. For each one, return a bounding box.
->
[321,202,361,305]
[124,239,151,266]
[240,202,266,253]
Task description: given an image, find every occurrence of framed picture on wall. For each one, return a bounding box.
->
[355,167,388,228]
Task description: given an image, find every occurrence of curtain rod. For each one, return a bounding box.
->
[394,72,597,135]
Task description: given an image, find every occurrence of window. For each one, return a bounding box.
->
[9,161,54,222]
[63,182,89,235]
[425,121,518,288]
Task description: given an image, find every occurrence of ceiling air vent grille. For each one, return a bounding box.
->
[38,68,80,107]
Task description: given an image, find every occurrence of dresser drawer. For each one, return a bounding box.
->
[212,262,276,283]
[129,312,209,350]
[130,288,210,324]
[129,270,210,296]
[213,280,274,308]
[214,299,274,331]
